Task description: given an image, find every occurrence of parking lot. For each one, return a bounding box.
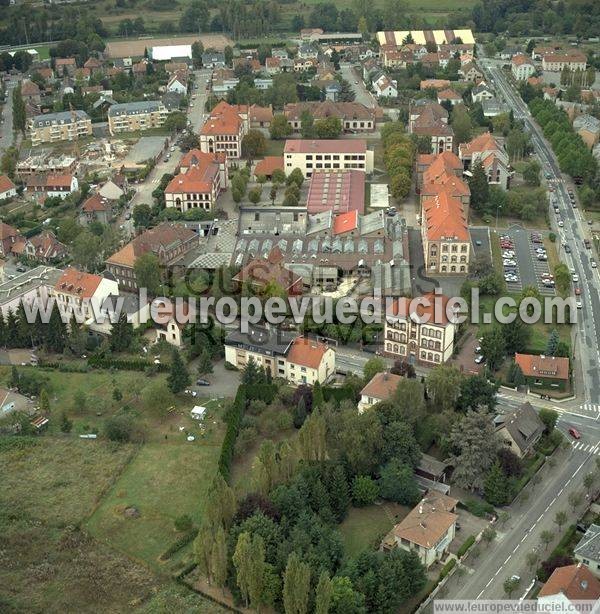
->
[499,226,555,296]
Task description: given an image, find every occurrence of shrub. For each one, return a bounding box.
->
[351,475,379,506]
[104,413,135,442]
[457,535,476,558]
[461,499,495,518]
[174,514,193,532]
[159,527,199,560]
[440,558,456,579]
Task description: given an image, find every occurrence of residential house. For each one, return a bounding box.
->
[249,104,273,128]
[0,176,17,200]
[53,267,119,323]
[200,101,248,159]
[372,73,398,98]
[542,51,587,72]
[0,265,63,318]
[538,564,600,609]
[384,292,457,365]
[107,101,169,135]
[34,67,55,82]
[55,57,76,76]
[574,524,600,575]
[459,132,511,190]
[0,222,22,257]
[408,101,454,154]
[83,56,103,71]
[381,492,458,568]
[272,48,289,60]
[458,61,482,82]
[165,150,227,212]
[80,193,112,225]
[167,73,188,95]
[265,57,282,75]
[105,223,198,291]
[437,88,462,106]
[99,180,125,201]
[254,78,273,90]
[224,328,335,385]
[294,58,318,72]
[511,54,536,81]
[324,82,341,101]
[20,79,41,106]
[12,230,68,264]
[152,301,192,347]
[283,101,378,133]
[495,401,545,458]
[573,114,600,150]
[297,43,319,60]
[232,246,303,295]
[28,110,92,146]
[358,371,402,412]
[514,352,570,391]
[26,174,79,200]
[283,139,374,178]
[202,52,226,69]
[482,98,510,117]
[471,82,495,103]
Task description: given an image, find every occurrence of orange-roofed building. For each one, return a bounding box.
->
[459,132,510,190]
[358,371,403,412]
[165,150,227,212]
[254,156,284,180]
[53,267,119,323]
[285,336,335,385]
[538,564,600,609]
[199,100,248,159]
[333,210,359,235]
[0,221,23,257]
[80,193,112,225]
[384,292,458,365]
[0,175,17,201]
[511,54,535,81]
[514,353,570,391]
[436,88,462,106]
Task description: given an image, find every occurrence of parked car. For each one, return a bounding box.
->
[196,378,210,386]
[584,239,591,248]
[475,355,485,364]
[573,274,579,282]
[592,260,598,269]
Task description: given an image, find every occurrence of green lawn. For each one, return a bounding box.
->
[86,438,223,568]
[339,502,409,558]
[264,139,285,157]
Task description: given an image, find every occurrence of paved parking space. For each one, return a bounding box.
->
[469,227,492,264]
[500,226,555,296]
[498,230,522,293]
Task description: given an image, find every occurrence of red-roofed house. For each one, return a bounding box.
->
[232,247,303,296]
[53,267,119,323]
[459,132,510,190]
[359,371,403,412]
[12,230,69,264]
[538,564,600,609]
[0,175,17,200]
[26,174,79,200]
[437,88,462,106]
[0,222,23,257]
[511,54,536,81]
[254,156,284,180]
[285,336,335,385]
[200,101,249,159]
[384,292,458,365]
[165,150,227,212]
[514,353,570,391]
[408,101,454,154]
[80,193,112,225]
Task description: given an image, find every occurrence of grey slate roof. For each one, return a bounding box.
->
[30,110,89,128]
[495,402,545,455]
[108,100,164,117]
[225,327,296,357]
[575,524,600,562]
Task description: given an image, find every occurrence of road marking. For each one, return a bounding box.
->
[486,579,493,587]
[537,514,543,522]
[477,590,485,599]
[503,555,511,565]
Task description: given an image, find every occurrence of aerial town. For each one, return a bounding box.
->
[2,0,600,611]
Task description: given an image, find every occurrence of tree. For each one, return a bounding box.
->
[584,471,596,494]
[315,116,342,139]
[451,105,473,143]
[248,186,262,204]
[134,252,162,296]
[39,388,50,414]
[164,111,187,131]
[482,526,496,543]
[378,459,420,505]
[167,348,190,393]
[351,475,379,506]
[329,576,366,614]
[457,374,498,412]
[426,365,463,412]
[540,529,554,550]
[287,167,304,188]
[503,576,520,597]
[233,532,252,607]
[381,421,421,467]
[539,408,558,433]
[554,510,568,532]
[241,129,267,159]
[12,84,26,133]
[300,110,315,138]
[480,326,506,371]
[132,203,153,228]
[270,114,292,139]
[526,551,540,571]
[484,462,512,506]
[363,357,386,383]
[211,525,228,588]
[568,491,583,511]
[449,408,500,491]
[109,311,133,353]
[329,465,350,522]
[283,552,311,614]
[272,168,286,184]
[315,572,333,614]
[60,411,73,433]
[46,304,67,353]
[197,348,213,375]
[546,329,560,356]
[502,317,531,354]
[523,160,541,186]
[468,161,489,212]
[390,170,411,199]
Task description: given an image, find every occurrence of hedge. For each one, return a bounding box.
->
[322,386,356,403]
[159,527,199,561]
[513,453,545,495]
[460,499,495,518]
[87,356,169,373]
[456,535,476,558]
[439,558,456,579]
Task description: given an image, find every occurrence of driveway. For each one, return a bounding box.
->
[339,62,376,109]
[469,227,492,265]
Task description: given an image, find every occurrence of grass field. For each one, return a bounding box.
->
[339,502,409,558]
[86,438,223,567]
[0,437,161,612]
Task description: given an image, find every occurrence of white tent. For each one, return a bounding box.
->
[151,45,192,61]
[191,405,207,420]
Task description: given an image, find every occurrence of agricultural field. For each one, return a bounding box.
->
[104,33,233,58]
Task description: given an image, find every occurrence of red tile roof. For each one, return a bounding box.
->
[539,564,600,600]
[0,221,19,240]
[514,353,569,380]
[165,161,219,194]
[512,54,533,66]
[82,193,110,212]
[286,336,329,369]
[360,371,403,401]
[333,210,359,235]
[0,175,16,194]
[200,101,245,136]
[232,247,302,293]
[55,267,103,299]
[387,292,454,326]
[422,190,469,242]
[254,156,284,177]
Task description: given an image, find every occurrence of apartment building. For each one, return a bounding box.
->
[542,51,587,72]
[107,101,169,135]
[384,292,457,365]
[164,150,227,212]
[283,101,378,133]
[28,111,92,146]
[283,139,374,177]
[224,328,335,385]
[199,101,248,160]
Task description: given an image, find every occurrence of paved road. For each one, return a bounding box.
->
[339,62,376,109]
[189,68,213,131]
[0,79,17,153]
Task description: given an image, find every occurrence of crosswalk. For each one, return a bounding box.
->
[580,403,600,414]
[572,441,600,455]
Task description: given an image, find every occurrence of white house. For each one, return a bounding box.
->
[167,74,188,95]
[0,175,17,200]
[358,371,402,412]
[511,54,536,81]
[372,73,398,98]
